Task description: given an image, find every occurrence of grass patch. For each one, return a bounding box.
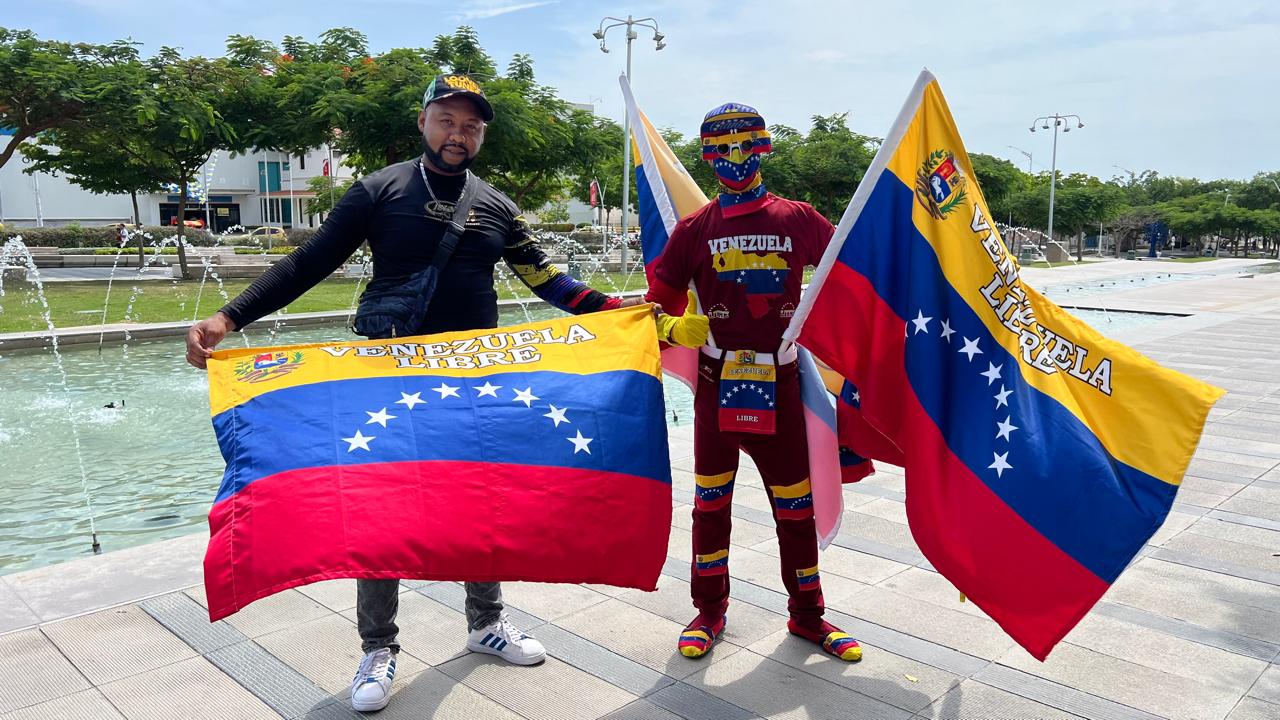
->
[1169,256,1220,263]
[0,270,648,333]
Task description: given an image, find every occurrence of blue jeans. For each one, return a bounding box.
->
[356,579,504,653]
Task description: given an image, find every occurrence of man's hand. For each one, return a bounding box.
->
[185,312,236,370]
[655,291,709,348]
[616,296,646,309]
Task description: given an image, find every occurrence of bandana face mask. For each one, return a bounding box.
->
[700,103,773,217]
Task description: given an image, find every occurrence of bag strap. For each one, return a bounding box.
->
[428,170,479,271]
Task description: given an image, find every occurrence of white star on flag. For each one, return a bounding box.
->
[959,337,983,362]
[989,451,1013,478]
[513,387,539,408]
[544,405,570,427]
[365,408,396,427]
[474,382,502,398]
[434,382,460,399]
[343,430,375,452]
[395,392,425,410]
[994,385,1013,409]
[852,389,861,403]
[911,310,932,334]
[980,363,1003,386]
[996,417,1019,441]
[940,319,955,343]
[568,430,593,454]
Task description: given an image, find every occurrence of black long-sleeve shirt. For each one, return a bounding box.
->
[221,158,617,334]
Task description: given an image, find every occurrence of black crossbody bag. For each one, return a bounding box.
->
[352,172,478,340]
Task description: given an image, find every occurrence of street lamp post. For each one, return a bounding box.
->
[1003,145,1033,257]
[1030,113,1084,260]
[594,14,665,273]
[1007,145,1033,174]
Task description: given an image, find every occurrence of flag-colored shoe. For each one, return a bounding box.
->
[787,619,863,662]
[678,615,726,658]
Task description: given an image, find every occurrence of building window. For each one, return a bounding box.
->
[298,155,305,170]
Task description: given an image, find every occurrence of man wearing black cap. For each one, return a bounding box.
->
[186,73,707,713]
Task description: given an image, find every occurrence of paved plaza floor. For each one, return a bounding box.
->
[2,258,1279,719]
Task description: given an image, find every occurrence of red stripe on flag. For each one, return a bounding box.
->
[204,460,671,621]
[799,263,1108,660]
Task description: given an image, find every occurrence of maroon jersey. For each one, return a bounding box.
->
[649,195,834,352]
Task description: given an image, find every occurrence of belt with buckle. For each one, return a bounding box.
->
[699,345,798,365]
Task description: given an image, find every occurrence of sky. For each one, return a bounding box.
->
[10,0,1279,182]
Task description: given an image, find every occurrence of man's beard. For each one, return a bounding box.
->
[424,140,474,174]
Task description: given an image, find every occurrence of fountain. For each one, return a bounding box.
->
[0,229,687,576]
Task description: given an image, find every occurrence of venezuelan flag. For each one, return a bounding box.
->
[795,565,821,589]
[202,306,672,621]
[621,74,707,392]
[786,70,1223,660]
[695,471,736,511]
[772,479,814,520]
[695,549,729,575]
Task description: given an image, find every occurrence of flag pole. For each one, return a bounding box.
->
[783,68,936,344]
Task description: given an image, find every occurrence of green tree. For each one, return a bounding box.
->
[784,114,877,220]
[0,28,140,171]
[19,43,156,235]
[130,50,248,277]
[968,153,1027,226]
[304,174,355,215]
[223,28,369,158]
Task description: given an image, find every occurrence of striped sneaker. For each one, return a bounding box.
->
[788,618,863,662]
[678,614,726,658]
[467,614,546,665]
[350,647,396,712]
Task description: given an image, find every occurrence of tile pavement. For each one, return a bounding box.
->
[2,261,1280,719]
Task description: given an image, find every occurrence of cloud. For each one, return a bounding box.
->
[455,1,557,21]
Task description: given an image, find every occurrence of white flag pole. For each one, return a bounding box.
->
[784,69,936,344]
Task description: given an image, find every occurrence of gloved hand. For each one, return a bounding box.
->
[655,291,709,348]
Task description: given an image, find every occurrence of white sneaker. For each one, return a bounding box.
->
[466,614,546,665]
[350,647,396,712]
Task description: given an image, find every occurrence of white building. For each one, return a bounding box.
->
[0,131,356,233]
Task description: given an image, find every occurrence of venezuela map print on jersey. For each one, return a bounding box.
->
[708,233,793,318]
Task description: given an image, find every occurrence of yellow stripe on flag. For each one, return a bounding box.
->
[207,305,661,416]
[881,80,1223,486]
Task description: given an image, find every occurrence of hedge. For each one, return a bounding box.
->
[2,225,217,248]
[234,246,298,255]
[284,227,318,246]
[85,246,298,255]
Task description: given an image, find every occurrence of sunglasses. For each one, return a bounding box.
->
[709,139,760,156]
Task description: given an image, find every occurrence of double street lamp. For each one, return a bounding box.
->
[1029,113,1084,253]
[594,15,665,272]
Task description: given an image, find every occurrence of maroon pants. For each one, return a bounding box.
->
[689,354,825,627]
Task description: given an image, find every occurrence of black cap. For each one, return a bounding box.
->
[422,74,494,121]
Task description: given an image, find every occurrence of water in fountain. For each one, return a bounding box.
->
[0,226,695,573]
[190,224,248,323]
[342,247,373,331]
[0,236,103,555]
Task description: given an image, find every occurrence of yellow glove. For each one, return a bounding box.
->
[655,291,709,348]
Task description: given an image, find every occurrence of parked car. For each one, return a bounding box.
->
[168,217,206,228]
[248,226,288,247]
